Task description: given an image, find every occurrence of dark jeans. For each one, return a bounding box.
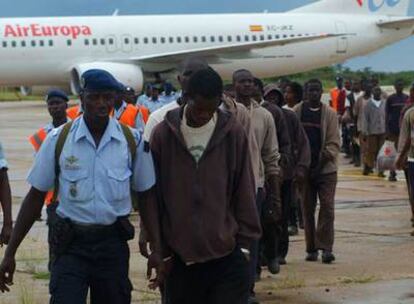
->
[406,162,414,219]
[303,173,337,252]
[49,225,132,304]
[276,180,292,259]
[165,248,250,304]
[250,188,265,294]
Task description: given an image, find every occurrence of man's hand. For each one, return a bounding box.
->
[395,154,407,171]
[0,224,12,247]
[138,228,150,259]
[0,255,15,293]
[147,253,167,290]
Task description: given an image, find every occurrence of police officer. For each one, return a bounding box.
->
[0,69,164,303]
[0,142,12,246]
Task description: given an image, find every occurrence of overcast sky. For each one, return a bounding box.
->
[1,0,413,72]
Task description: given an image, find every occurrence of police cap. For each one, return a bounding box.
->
[80,69,123,92]
[45,89,69,102]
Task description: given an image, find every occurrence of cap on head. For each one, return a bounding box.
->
[80,69,123,92]
[45,89,69,102]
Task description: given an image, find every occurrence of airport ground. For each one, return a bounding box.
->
[0,101,413,304]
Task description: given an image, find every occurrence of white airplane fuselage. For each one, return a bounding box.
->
[0,13,412,91]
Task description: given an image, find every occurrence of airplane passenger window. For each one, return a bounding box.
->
[152,37,157,44]
[93,39,98,45]
[268,34,272,40]
[161,37,166,43]
[109,38,114,45]
[169,37,174,43]
[39,40,45,47]
[298,34,303,37]
[2,42,7,48]
[252,36,257,42]
[283,35,287,38]
[227,36,232,42]
[134,38,139,44]
[260,35,265,41]
[67,40,72,46]
[101,38,106,45]
[21,41,26,47]
[236,35,241,42]
[84,39,90,46]
[244,35,250,42]
[193,37,198,43]
[210,36,215,42]
[124,38,130,44]
[11,41,17,48]
[31,41,36,47]
[49,40,53,46]
[201,36,206,43]
[275,35,280,39]
[185,37,189,43]
[218,36,223,42]
[290,34,295,38]
[144,38,149,44]
[177,37,182,43]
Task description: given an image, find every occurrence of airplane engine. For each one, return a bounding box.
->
[70,62,144,95]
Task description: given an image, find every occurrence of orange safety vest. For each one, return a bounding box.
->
[67,105,82,120]
[113,104,149,127]
[28,127,54,205]
[137,105,149,124]
[330,88,346,115]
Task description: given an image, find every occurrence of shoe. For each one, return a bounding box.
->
[279,257,287,265]
[305,251,319,262]
[363,168,370,176]
[378,172,386,178]
[322,251,336,264]
[248,295,260,304]
[388,174,397,182]
[267,258,280,274]
[288,225,299,236]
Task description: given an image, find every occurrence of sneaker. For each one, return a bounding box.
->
[305,251,319,262]
[288,225,299,236]
[322,251,336,264]
[267,258,280,274]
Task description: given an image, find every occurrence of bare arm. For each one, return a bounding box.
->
[0,169,12,246]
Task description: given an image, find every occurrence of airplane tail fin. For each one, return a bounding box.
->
[291,0,410,16]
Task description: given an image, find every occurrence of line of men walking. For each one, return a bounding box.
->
[0,59,377,304]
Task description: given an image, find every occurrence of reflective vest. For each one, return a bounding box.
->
[67,105,82,120]
[113,104,149,128]
[330,88,347,115]
[137,105,149,124]
[28,127,54,205]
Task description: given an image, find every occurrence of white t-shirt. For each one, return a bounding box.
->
[181,106,217,163]
[345,92,363,108]
[143,101,179,142]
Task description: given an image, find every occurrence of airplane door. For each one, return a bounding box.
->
[106,35,118,53]
[335,21,348,54]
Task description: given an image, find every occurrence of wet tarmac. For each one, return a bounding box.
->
[0,101,413,304]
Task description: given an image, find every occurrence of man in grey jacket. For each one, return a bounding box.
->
[362,86,386,176]
[295,79,340,264]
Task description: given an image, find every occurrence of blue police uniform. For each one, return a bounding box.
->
[142,97,165,113]
[0,142,8,169]
[161,92,178,105]
[27,69,156,304]
[137,94,150,106]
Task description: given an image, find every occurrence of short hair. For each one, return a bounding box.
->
[254,78,264,95]
[395,78,404,85]
[178,57,209,73]
[187,68,223,99]
[286,82,303,101]
[232,69,252,82]
[306,78,323,90]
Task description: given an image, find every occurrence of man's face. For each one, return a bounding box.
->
[284,86,296,105]
[151,89,159,100]
[233,71,254,98]
[307,83,323,103]
[336,78,344,89]
[395,81,404,93]
[145,87,152,96]
[364,82,373,96]
[344,80,352,91]
[81,90,115,124]
[187,94,220,126]
[47,97,67,120]
[352,81,361,93]
[373,87,382,100]
[266,90,282,106]
[123,92,136,104]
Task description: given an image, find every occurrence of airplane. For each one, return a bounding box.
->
[0,0,413,95]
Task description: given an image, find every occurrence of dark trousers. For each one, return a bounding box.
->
[406,163,414,220]
[250,188,265,294]
[365,134,386,169]
[276,180,292,259]
[303,173,337,253]
[165,249,250,304]
[49,226,132,304]
[342,123,351,155]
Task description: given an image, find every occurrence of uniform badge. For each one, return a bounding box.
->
[65,156,80,170]
[69,182,78,198]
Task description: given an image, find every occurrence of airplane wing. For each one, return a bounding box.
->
[377,17,414,30]
[129,33,345,66]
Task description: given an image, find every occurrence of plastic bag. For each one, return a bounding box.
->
[377,140,397,172]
